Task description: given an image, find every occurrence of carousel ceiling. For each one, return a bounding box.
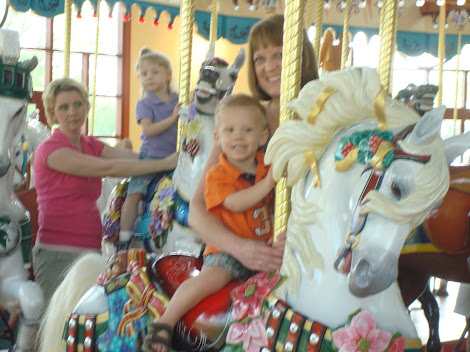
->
[8,0,470,57]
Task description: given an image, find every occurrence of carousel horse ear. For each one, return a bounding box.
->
[408,105,445,146]
[230,48,245,73]
[443,130,470,165]
[205,41,215,62]
[19,56,38,72]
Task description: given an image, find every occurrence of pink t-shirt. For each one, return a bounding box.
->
[33,129,105,251]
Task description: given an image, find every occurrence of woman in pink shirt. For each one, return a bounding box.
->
[33,78,178,304]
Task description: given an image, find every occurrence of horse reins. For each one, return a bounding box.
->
[334,124,432,270]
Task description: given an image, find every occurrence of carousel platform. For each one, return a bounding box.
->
[0,281,467,352]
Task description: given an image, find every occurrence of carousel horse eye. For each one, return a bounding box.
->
[391,182,402,198]
[229,72,238,82]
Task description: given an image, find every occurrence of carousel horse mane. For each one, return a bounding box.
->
[266,67,449,296]
[38,252,107,352]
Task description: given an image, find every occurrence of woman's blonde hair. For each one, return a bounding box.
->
[42,78,89,127]
[247,14,319,101]
[136,47,174,95]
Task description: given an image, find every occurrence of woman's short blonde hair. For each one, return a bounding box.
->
[247,14,319,101]
[42,78,89,127]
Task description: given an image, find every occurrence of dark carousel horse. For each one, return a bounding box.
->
[395,83,470,352]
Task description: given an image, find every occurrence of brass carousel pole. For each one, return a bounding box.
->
[177,0,195,151]
[453,30,462,136]
[275,0,305,241]
[313,0,324,68]
[436,0,446,106]
[377,0,398,94]
[340,0,352,70]
[63,0,72,77]
[303,0,313,29]
[209,0,218,44]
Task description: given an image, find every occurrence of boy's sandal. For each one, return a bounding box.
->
[140,323,173,352]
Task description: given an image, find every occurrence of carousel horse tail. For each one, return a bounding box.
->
[38,252,107,352]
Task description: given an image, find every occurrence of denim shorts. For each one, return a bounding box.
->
[202,252,255,280]
[127,153,165,196]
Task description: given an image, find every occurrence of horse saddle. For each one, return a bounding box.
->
[150,254,240,351]
[423,165,470,253]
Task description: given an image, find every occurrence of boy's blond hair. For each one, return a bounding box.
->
[215,94,267,130]
[42,78,89,127]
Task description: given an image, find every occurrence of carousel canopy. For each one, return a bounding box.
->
[8,0,470,57]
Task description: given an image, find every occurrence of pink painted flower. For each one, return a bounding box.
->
[226,319,268,352]
[332,310,392,352]
[231,272,281,320]
[388,336,405,352]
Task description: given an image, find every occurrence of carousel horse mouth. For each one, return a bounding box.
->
[349,255,398,297]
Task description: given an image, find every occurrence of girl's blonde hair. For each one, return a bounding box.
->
[136,47,175,94]
[42,78,89,127]
[247,14,318,101]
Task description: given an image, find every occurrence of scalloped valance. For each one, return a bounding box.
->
[10,0,470,57]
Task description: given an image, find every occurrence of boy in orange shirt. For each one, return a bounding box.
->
[141,94,275,352]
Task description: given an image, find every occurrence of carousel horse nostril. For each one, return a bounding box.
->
[0,159,11,177]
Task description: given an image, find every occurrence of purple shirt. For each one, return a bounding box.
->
[136,92,178,158]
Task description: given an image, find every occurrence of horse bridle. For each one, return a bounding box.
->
[333,125,432,271]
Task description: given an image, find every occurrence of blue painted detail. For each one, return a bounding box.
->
[96,285,150,351]
[173,191,189,228]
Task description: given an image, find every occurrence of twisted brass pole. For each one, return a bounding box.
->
[377,0,398,93]
[453,30,461,136]
[63,0,72,77]
[177,0,195,151]
[209,0,218,44]
[313,0,324,68]
[274,0,305,241]
[341,0,351,70]
[303,0,313,29]
[437,0,446,106]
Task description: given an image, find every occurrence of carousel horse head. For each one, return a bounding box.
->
[193,43,245,115]
[0,29,37,177]
[395,83,438,117]
[266,67,449,304]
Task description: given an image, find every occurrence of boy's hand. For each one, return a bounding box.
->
[263,167,276,191]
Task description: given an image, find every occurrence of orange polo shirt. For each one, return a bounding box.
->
[204,152,274,255]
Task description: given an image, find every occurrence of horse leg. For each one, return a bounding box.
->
[13,281,44,352]
[0,250,44,352]
[418,283,442,352]
[398,257,441,352]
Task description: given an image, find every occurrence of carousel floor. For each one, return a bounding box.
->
[0,281,467,351]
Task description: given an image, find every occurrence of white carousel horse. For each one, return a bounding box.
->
[43,67,449,352]
[102,45,246,257]
[0,29,44,352]
[13,110,50,190]
[264,67,449,338]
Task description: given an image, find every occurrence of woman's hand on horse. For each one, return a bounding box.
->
[233,238,284,272]
[162,152,179,170]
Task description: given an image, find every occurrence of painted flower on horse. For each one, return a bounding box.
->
[224,272,284,352]
[148,176,176,247]
[332,310,405,352]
